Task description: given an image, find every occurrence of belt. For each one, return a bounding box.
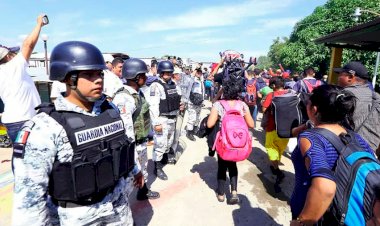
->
[52,188,113,208]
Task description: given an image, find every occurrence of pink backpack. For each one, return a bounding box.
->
[213,100,252,162]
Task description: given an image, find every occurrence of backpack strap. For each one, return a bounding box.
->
[312,128,345,154]
[301,80,312,93]
[219,100,242,113]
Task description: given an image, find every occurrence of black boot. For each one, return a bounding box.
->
[154,161,168,180]
[137,184,160,200]
[167,148,177,165]
[275,168,285,184]
[208,147,215,157]
[193,126,199,136]
[186,129,196,141]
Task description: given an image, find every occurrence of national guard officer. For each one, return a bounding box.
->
[148,60,183,180]
[12,41,143,226]
[185,67,204,141]
[112,58,160,200]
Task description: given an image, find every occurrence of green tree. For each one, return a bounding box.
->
[268,0,380,82]
[256,55,273,70]
[267,37,288,69]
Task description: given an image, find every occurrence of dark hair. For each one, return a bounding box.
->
[253,68,261,76]
[151,59,158,67]
[222,77,244,100]
[309,85,356,128]
[269,76,284,89]
[112,57,124,66]
[293,74,301,82]
[304,66,314,72]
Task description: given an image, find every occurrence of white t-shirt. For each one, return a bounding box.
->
[0,53,41,123]
[103,70,123,98]
[50,81,67,98]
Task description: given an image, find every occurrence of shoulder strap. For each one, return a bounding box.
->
[125,88,142,122]
[111,87,125,100]
[312,128,345,154]
[219,100,231,111]
[220,100,243,112]
[301,80,312,93]
[35,102,55,115]
[35,103,66,126]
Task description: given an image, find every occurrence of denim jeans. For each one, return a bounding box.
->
[4,120,27,143]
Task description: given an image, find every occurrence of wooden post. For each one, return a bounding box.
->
[328,47,343,85]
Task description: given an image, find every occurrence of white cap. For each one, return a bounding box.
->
[0,45,20,61]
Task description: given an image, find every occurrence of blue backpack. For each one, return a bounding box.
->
[313,128,380,226]
[204,80,212,88]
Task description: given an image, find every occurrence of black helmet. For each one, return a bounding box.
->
[49,41,106,81]
[122,58,148,80]
[157,60,174,74]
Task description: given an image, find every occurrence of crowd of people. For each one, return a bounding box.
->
[1,15,380,226]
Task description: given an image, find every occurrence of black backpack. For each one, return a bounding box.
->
[313,128,380,226]
[271,90,303,138]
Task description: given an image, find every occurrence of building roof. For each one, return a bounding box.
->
[314,17,380,51]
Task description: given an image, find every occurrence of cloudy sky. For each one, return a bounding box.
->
[0,0,327,62]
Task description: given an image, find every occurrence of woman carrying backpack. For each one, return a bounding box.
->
[290,85,375,225]
[207,78,254,204]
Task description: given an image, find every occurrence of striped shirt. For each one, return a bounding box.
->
[290,130,374,219]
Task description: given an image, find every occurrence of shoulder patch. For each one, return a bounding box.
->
[12,120,35,159]
[13,131,31,159]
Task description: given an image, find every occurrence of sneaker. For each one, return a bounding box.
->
[217,194,225,202]
[229,191,239,205]
[154,168,168,180]
[137,190,160,200]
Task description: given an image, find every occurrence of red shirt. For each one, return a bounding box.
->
[262,89,289,132]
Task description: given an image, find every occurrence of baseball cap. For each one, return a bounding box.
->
[333,61,369,79]
[0,45,20,61]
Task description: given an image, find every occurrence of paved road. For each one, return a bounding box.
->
[0,101,295,226]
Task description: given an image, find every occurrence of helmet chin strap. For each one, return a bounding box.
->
[70,74,100,103]
[75,88,100,102]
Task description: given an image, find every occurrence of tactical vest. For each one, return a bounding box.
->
[155,80,181,115]
[37,103,135,204]
[121,88,151,141]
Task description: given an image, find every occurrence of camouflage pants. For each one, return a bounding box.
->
[153,117,176,162]
[186,103,201,130]
[136,143,149,183]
